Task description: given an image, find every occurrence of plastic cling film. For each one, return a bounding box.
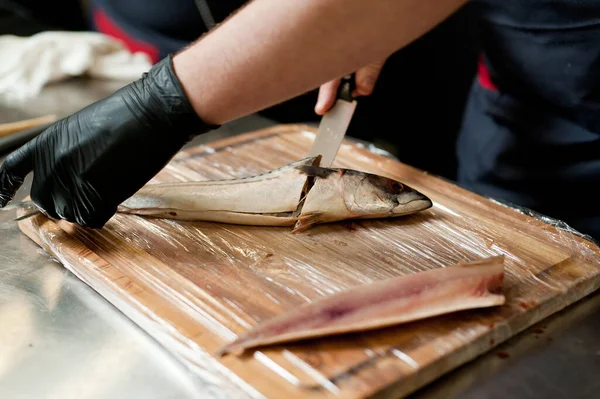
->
[17,125,600,398]
[489,197,600,261]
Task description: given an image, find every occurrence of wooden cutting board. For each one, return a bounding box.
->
[18,124,600,398]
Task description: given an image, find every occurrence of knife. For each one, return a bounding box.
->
[308,73,357,167]
[0,200,43,222]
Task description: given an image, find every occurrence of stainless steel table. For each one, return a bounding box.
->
[0,78,598,399]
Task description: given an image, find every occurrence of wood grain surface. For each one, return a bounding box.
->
[18,124,600,398]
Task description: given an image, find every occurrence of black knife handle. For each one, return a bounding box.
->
[337,73,356,102]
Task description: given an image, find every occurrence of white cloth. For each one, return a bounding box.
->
[0,31,153,102]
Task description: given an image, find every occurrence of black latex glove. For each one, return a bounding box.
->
[0,54,218,228]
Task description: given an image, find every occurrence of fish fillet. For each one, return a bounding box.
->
[217,255,505,356]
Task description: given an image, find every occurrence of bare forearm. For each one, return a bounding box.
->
[173,0,467,125]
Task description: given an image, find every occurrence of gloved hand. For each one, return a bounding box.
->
[0,54,218,228]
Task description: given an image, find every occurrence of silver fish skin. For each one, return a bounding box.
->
[294,165,432,231]
[117,156,432,231]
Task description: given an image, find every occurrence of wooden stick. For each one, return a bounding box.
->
[0,114,57,138]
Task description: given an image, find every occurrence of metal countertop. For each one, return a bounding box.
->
[0,78,598,399]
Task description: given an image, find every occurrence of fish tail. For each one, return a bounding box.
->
[215,343,245,357]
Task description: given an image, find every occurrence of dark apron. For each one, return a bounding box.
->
[87,0,246,62]
[458,0,600,239]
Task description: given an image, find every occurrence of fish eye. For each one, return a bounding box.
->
[386,180,404,194]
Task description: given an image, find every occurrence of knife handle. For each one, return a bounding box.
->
[337,73,356,102]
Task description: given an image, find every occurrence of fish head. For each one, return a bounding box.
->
[342,170,433,217]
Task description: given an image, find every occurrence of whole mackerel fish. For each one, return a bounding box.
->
[117,156,432,232]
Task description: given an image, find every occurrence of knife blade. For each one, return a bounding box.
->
[0,200,42,222]
[308,74,357,167]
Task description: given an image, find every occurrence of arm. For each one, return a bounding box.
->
[0,0,467,227]
[174,0,468,124]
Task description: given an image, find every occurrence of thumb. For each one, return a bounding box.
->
[0,140,34,207]
[353,59,387,97]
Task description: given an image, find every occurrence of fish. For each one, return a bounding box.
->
[216,255,505,356]
[117,156,433,232]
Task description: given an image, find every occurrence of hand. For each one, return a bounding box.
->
[0,55,218,228]
[314,58,387,115]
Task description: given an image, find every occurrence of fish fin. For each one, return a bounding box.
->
[292,212,325,233]
[291,155,321,168]
[295,164,337,179]
[311,154,322,167]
